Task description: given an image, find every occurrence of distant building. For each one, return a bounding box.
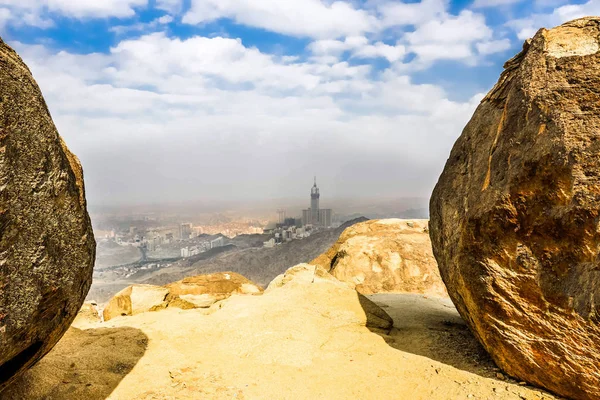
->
[283,217,296,227]
[277,209,286,224]
[181,247,190,258]
[210,237,225,249]
[179,223,193,240]
[263,238,275,248]
[301,177,333,228]
[146,237,158,252]
[319,209,332,228]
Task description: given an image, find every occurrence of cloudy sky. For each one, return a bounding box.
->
[0,0,596,206]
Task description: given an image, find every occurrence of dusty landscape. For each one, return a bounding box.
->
[5,266,557,400]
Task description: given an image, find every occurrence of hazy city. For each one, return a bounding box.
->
[89,177,429,301]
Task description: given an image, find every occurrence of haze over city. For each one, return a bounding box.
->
[0,0,595,207]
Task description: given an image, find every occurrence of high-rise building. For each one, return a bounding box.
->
[301,177,333,228]
[277,209,286,225]
[179,223,193,240]
[310,177,320,224]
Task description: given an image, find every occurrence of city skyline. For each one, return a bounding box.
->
[302,177,333,228]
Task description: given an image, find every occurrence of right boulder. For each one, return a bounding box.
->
[429,17,600,400]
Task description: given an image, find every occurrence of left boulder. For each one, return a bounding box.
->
[0,38,95,392]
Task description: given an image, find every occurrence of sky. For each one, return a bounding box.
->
[0,0,597,206]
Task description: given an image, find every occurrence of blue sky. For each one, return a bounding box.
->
[0,0,596,205]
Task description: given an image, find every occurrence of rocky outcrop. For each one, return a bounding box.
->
[5,264,558,400]
[103,272,263,321]
[165,272,262,309]
[267,264,393,333]
[312,219,446,297]
[0,38,95,392]
[430,17,600,400]
[72,302,101,329]
[103,285,169,321]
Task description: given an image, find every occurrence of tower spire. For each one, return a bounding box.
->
[314,175,317,186]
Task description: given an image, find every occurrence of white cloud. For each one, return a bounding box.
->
[508,0,600,40]
[0,0,520,203]
[157,15,173,24]
[407,10,491,46]
[0,0,148,28]
[155,0,182,13]
[353,41,406,62]
[472,0,524,8]
[110,14,173,35]
[12,32,481,203]
[309,36,405,63]
[403,10,509,65]
[0,7,11,30]
[476,38,511,55]
[307,7,507,67]
[183,0,376,39]
[377,0,448,28]
[45,0,147,18]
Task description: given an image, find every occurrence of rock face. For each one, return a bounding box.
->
[0,38,95,391]
[267,264,393,333]
[103,272,264,321]
[429,17,600,400]
[312,219,446,297]
[102,285,170,321]
[165,272,262,309]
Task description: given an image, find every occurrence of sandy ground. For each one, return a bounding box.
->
[4,281,559,400]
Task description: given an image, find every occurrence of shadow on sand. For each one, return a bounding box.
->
[361,293,559,398]
[364,293,498,376]
[2,326,147,400]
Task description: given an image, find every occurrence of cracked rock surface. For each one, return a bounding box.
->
[430,17,600,400]
[0,37,95,392]
[313,219,446,297]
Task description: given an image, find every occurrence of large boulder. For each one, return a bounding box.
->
[267,264,393,333]
[312,219,446,297]
[430,17,600,400]
[0,38,95,391]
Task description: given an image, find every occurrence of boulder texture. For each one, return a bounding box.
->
[103,272,264,321]
[312,219,446,297]
[266,264,393,334]
[429,17,600,400]
[165,271,263,309]
[102,285,169,321]
[0,38,95,391]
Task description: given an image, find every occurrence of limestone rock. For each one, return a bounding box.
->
[4,264,559,399]
[165,271,263,309]
[312,219,446,297]
[267,264,393,333]
[430,17,600,400]
[0,38,95,391]
[72,302,101,329]
[103,272,264,320]
[103,285,169,321]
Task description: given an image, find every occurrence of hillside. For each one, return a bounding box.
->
[141,218,368,288]
[4,265,556,400]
